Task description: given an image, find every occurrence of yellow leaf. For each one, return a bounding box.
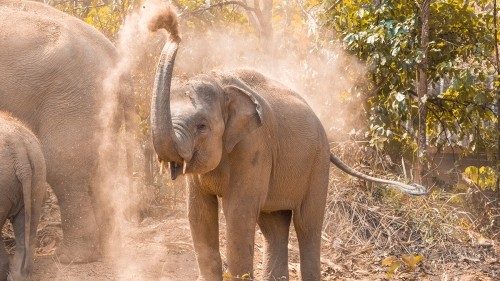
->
[386,261,401,278]
[402,254,424,270]
[382,256,397,266]
[223,272,233,279]
[241,273,250,278]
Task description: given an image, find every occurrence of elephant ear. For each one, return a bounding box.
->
[223,85,263,153]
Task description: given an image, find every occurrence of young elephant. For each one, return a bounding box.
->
[148,6,426,281]
[0,113,48,281]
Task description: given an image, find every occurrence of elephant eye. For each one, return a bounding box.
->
[197,123,208,132]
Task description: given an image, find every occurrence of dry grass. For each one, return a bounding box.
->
[320,142,499,279]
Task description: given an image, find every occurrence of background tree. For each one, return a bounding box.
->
[417,0,431,185]
[323,0,498,188]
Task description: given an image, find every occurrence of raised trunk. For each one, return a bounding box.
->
[149,6,187,180]
[151,40,182,164]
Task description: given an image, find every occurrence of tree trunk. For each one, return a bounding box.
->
[416,0,430,186]
[244,0,274,53]
[494,0,500,197]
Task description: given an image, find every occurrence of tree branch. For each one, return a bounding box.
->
[179,0,256,18]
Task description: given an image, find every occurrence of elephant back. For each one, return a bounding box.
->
[0,0,120,127]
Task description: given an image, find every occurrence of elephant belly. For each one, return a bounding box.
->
[263,158,329,212]
[262,134,330,212]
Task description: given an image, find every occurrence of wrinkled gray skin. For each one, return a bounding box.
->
[0,0,134,263]
[150,7,426,281]
[0,113,48,281]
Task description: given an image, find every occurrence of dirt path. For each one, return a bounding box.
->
[31,214,198,281]
[2,189,499,280]
[30,201,200,281]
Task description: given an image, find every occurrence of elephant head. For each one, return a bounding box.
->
[150,8,263,180]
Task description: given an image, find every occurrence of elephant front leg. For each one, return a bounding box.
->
[188,186,222,281]
[222,196,260,280]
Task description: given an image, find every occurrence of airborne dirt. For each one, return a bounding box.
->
[2,176,499,281]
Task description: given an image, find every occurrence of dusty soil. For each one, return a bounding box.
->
[2,187,499,281]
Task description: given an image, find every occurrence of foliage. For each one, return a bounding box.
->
[176,0,251,33]
[222,272,253,280]
[382,254,424,278]
[464,165,498,190]
[322,0,498,164]
[52,0,136,40]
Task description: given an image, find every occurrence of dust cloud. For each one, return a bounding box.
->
[97,0,174,280]
[172,16,369,141]
[96,0,369,279]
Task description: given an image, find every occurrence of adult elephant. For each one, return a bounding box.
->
[0,0,135,263]
[148,6,426,281]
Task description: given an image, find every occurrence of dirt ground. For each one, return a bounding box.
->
[2,186,499,281]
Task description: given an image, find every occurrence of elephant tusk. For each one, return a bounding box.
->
[159,160,165,174]
[183,160,187,174]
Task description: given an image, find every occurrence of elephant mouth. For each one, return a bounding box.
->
[169,161,187,180]
[158,159,187,180]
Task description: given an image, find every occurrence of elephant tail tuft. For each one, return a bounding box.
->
[148,4,181,42]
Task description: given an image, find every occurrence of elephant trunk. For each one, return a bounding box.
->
[149,6,184,172]
[151,40,182,162]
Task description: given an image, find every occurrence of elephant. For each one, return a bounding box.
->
[148,6,426,281]
[0,112,48,281]
[0,0,135,263]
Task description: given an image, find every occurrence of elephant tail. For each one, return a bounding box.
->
[14,142,34,277]
[14,135,47,277]
[329,152,427,195]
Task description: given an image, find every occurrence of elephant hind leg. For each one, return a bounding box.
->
[0,213,9,281]
[0,238,8,281]
[257,210,292,281]
[50,170,100,264]
[52,187,100,264]
[293,209,324,281]
[293,170,329,281]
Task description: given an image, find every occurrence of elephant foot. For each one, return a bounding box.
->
[54,241,100,264]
